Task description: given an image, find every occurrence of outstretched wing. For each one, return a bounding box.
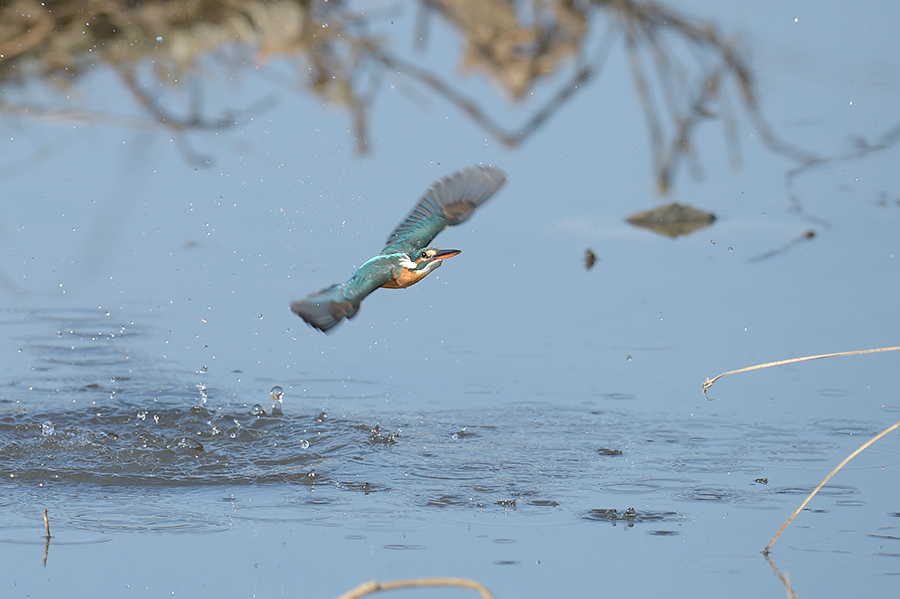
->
[291,256,400,333]
[382,166,507,255]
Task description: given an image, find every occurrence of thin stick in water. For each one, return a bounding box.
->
[702,345,900,400]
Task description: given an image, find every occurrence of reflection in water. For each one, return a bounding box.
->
[0,0,817,192]
[626,202,716,238]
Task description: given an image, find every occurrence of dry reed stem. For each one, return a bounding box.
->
[42,509,51,567]
[334,578,495,599]
[763,419,900,555]
[702,346,900,400]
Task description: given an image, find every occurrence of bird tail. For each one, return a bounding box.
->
[291,286,360,333]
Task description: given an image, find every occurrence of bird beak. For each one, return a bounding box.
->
[433,249,461,260]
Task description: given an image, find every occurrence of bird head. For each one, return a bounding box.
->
[410,247,461,270]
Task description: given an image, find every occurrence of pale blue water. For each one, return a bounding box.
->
[2,1,900,598]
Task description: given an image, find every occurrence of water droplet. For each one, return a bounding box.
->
[727,247,733,252]
[270,386,284,415]
[298,439,310,449]
[156,35,163,43]
[196,382,208,407]
[251,404,266,416]
[41,422,55,436]
[626,355,633,361]
[710,239,716,245]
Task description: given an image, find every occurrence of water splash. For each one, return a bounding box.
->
[270,386,284,416]
[196,382,208,408]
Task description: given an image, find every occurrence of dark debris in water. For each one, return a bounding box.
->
[528,499,560,507]
[597,448,624,456]
[366,423,398,445]
[582,507,682,526]
[451,426,473,439]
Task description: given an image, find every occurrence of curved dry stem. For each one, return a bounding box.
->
[335,578,495,599]
[702,345,900,400]
[763,419,900,555]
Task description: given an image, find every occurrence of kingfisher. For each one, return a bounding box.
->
[291,165,507,332]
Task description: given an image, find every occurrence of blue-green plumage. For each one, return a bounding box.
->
[291,165,506,332]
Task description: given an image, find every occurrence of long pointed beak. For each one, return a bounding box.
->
[433,249,461,260]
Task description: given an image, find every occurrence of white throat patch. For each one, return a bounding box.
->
[398,255,417,269]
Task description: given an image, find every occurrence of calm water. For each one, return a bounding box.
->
[2,1,900,598]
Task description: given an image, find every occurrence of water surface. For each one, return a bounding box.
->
[2,1,899,597]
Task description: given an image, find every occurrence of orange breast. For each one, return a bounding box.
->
[382,268,429,289]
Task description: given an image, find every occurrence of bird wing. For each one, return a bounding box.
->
[382,166,507,255]
[291,256,402,332]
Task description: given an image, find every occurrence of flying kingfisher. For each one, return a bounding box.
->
[291,165,507,332]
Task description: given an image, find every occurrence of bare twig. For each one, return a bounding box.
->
[702,346,900,400]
